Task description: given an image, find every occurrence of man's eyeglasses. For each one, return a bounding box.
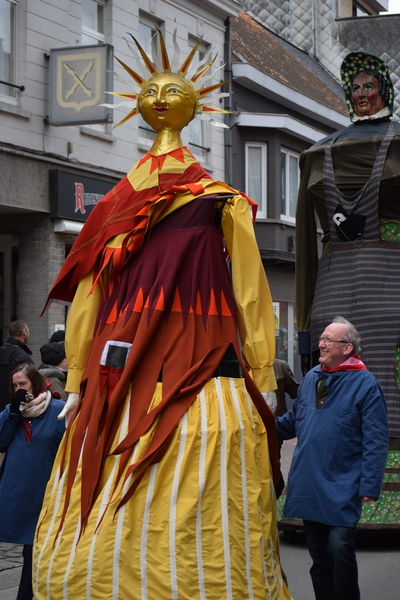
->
[319,336,348,346]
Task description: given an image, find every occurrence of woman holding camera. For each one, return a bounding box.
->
[0,363,65,600]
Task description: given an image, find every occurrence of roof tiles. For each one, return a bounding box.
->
[231,12,348,115]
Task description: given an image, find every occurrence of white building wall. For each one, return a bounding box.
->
[1,0,237,182]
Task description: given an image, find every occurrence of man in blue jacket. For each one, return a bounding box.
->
[277,315,388,600]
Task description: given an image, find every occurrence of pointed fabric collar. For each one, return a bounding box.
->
[321,354,367,373]
[136,147,190,174]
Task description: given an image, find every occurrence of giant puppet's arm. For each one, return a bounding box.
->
[63,231,128,395]
[58,233,129,424]
[57,270,103,425]
[221,194,276,393]
[64,270,103,393]
[295,151,319,364]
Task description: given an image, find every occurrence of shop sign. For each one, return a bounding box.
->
[49,44,113,126]
[49,170,114,222]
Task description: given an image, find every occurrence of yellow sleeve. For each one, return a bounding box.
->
[221,195,276,392]
[64,233,126,393]
[64,271,102,393]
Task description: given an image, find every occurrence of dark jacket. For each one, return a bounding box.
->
[273,359,299,417]
[0,338,33,411]
[38,365,67,402]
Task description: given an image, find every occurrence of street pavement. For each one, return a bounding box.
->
[0,543,23,600]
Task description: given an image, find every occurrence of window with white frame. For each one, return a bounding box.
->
[82,0,105,45]
[0,0,17,99]
[245,142,267,218]
[280,148,299,222]
[138,16,159,56]
[137,15,161,143]
[188,39,209,159]
[81,0,107,131]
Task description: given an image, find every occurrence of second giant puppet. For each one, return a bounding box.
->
[296,51,400,526]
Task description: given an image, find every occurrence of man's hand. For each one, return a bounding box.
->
[58,392,79,427]
[360,496,377,502]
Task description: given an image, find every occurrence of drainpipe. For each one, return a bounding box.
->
[224,17,233,187]
[312,1,317,58]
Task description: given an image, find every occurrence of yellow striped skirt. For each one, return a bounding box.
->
[33,377,293,600]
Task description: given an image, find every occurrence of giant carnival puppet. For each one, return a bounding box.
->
[33,30,293,600]
[296,51,400,527]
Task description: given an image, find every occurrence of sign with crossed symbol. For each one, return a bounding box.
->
[49,44,113,126]
[64,61,95,101]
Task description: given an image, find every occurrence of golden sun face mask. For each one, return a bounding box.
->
[138,73,198,132]
[102,29,230,130]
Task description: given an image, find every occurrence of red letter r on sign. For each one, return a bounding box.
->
[75,183,86,214]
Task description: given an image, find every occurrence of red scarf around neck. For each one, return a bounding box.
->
[322,354,367,373]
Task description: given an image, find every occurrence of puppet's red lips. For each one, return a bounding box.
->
[153,108,168,113]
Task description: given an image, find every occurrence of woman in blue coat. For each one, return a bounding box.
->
[0,363,65,600]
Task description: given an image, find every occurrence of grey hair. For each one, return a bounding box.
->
[332,316,361,354]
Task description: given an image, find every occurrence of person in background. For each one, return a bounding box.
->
[276,316,388,600]
[0,320,34,411]
[49,330,65,343]
[38,342,68,402]
[272,359,299,498]
[273,358,299,417]
[0,363,65,600]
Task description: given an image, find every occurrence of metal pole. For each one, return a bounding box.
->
[224,17,234,187]
[0,80,25,91]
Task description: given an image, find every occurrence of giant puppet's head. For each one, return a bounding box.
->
[340,51,394,122]
[103,29,229,132]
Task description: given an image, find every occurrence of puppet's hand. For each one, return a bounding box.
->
[58,392,79,426]
[261,391,277,414]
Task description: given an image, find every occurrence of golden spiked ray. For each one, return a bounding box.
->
[103,29,230,128]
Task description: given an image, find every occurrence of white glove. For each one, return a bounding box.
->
[58,392,79,427]
[261,391,277,415]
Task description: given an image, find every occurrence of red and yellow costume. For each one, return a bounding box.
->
[34,147,292,600]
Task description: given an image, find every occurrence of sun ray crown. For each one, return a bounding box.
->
[106,29,230,128]
[127,34,158,76]
[178,38,202,77]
